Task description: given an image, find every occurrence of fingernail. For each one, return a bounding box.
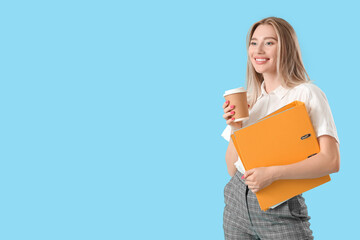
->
[231,117,235,120]
[231,111,235,114]
[241,176,244,179]
[230,105,234,109]
[226,100,229,104]
[248,104,250,108]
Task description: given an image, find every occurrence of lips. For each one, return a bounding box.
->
[254,58,270,64]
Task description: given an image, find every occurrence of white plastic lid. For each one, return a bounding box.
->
[223,87,246,97]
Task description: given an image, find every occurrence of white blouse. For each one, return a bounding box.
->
[221,81,340,174]
[221,81,339,209]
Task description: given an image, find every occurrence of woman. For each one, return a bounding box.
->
[221,17,340,240]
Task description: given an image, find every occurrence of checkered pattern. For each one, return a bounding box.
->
[223,170,314,240]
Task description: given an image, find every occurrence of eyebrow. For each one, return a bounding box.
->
[251,37,278,41]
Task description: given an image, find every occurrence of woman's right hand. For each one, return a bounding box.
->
[222,100,247,129]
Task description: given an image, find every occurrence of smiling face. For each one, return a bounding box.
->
[248,24,278,76]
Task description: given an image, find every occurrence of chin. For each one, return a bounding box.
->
[253,66,275,75]
[253,68,267,74]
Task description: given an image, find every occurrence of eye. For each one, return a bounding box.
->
[265,42,273,46]
[250,42,257,46]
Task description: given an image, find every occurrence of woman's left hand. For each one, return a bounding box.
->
[242,167,277,193]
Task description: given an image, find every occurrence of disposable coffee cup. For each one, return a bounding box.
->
[223,87,249,122]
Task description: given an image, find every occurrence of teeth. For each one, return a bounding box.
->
[256,58,268,61]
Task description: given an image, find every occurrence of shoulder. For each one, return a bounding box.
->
[290,82,327,102]
[292,81,322,93]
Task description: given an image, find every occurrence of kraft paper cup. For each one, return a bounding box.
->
[223,87,249,122]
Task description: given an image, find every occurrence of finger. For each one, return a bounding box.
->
[224,104,235,113]
[243,169,255,179]
[223,100,230,109]
[248,185,256,193]
[223,111,235,120]
[245,177,255,183]
[226,117,235,125]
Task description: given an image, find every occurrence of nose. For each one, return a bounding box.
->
[255,43,265,54]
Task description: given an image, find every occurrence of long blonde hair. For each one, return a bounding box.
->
[246,17,310,108]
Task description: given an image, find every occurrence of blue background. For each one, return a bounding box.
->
[0,0,358,239]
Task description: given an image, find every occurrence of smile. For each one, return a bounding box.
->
[255,58,270,64]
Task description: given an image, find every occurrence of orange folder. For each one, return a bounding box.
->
[231,101,331,211]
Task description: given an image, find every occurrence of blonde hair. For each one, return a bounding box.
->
[246,17,310,108]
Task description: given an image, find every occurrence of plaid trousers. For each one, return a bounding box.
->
[223,170,314,240]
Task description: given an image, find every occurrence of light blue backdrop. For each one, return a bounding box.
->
[0,0,358,239]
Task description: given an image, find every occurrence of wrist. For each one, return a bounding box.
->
[271,165,283,181]
[230,122,243,134]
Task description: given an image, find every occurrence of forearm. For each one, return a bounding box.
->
[225,124,243,177]
[225,139,238,177]
[273,151,339,181]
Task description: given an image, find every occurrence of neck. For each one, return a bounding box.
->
[263,72,282,93]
